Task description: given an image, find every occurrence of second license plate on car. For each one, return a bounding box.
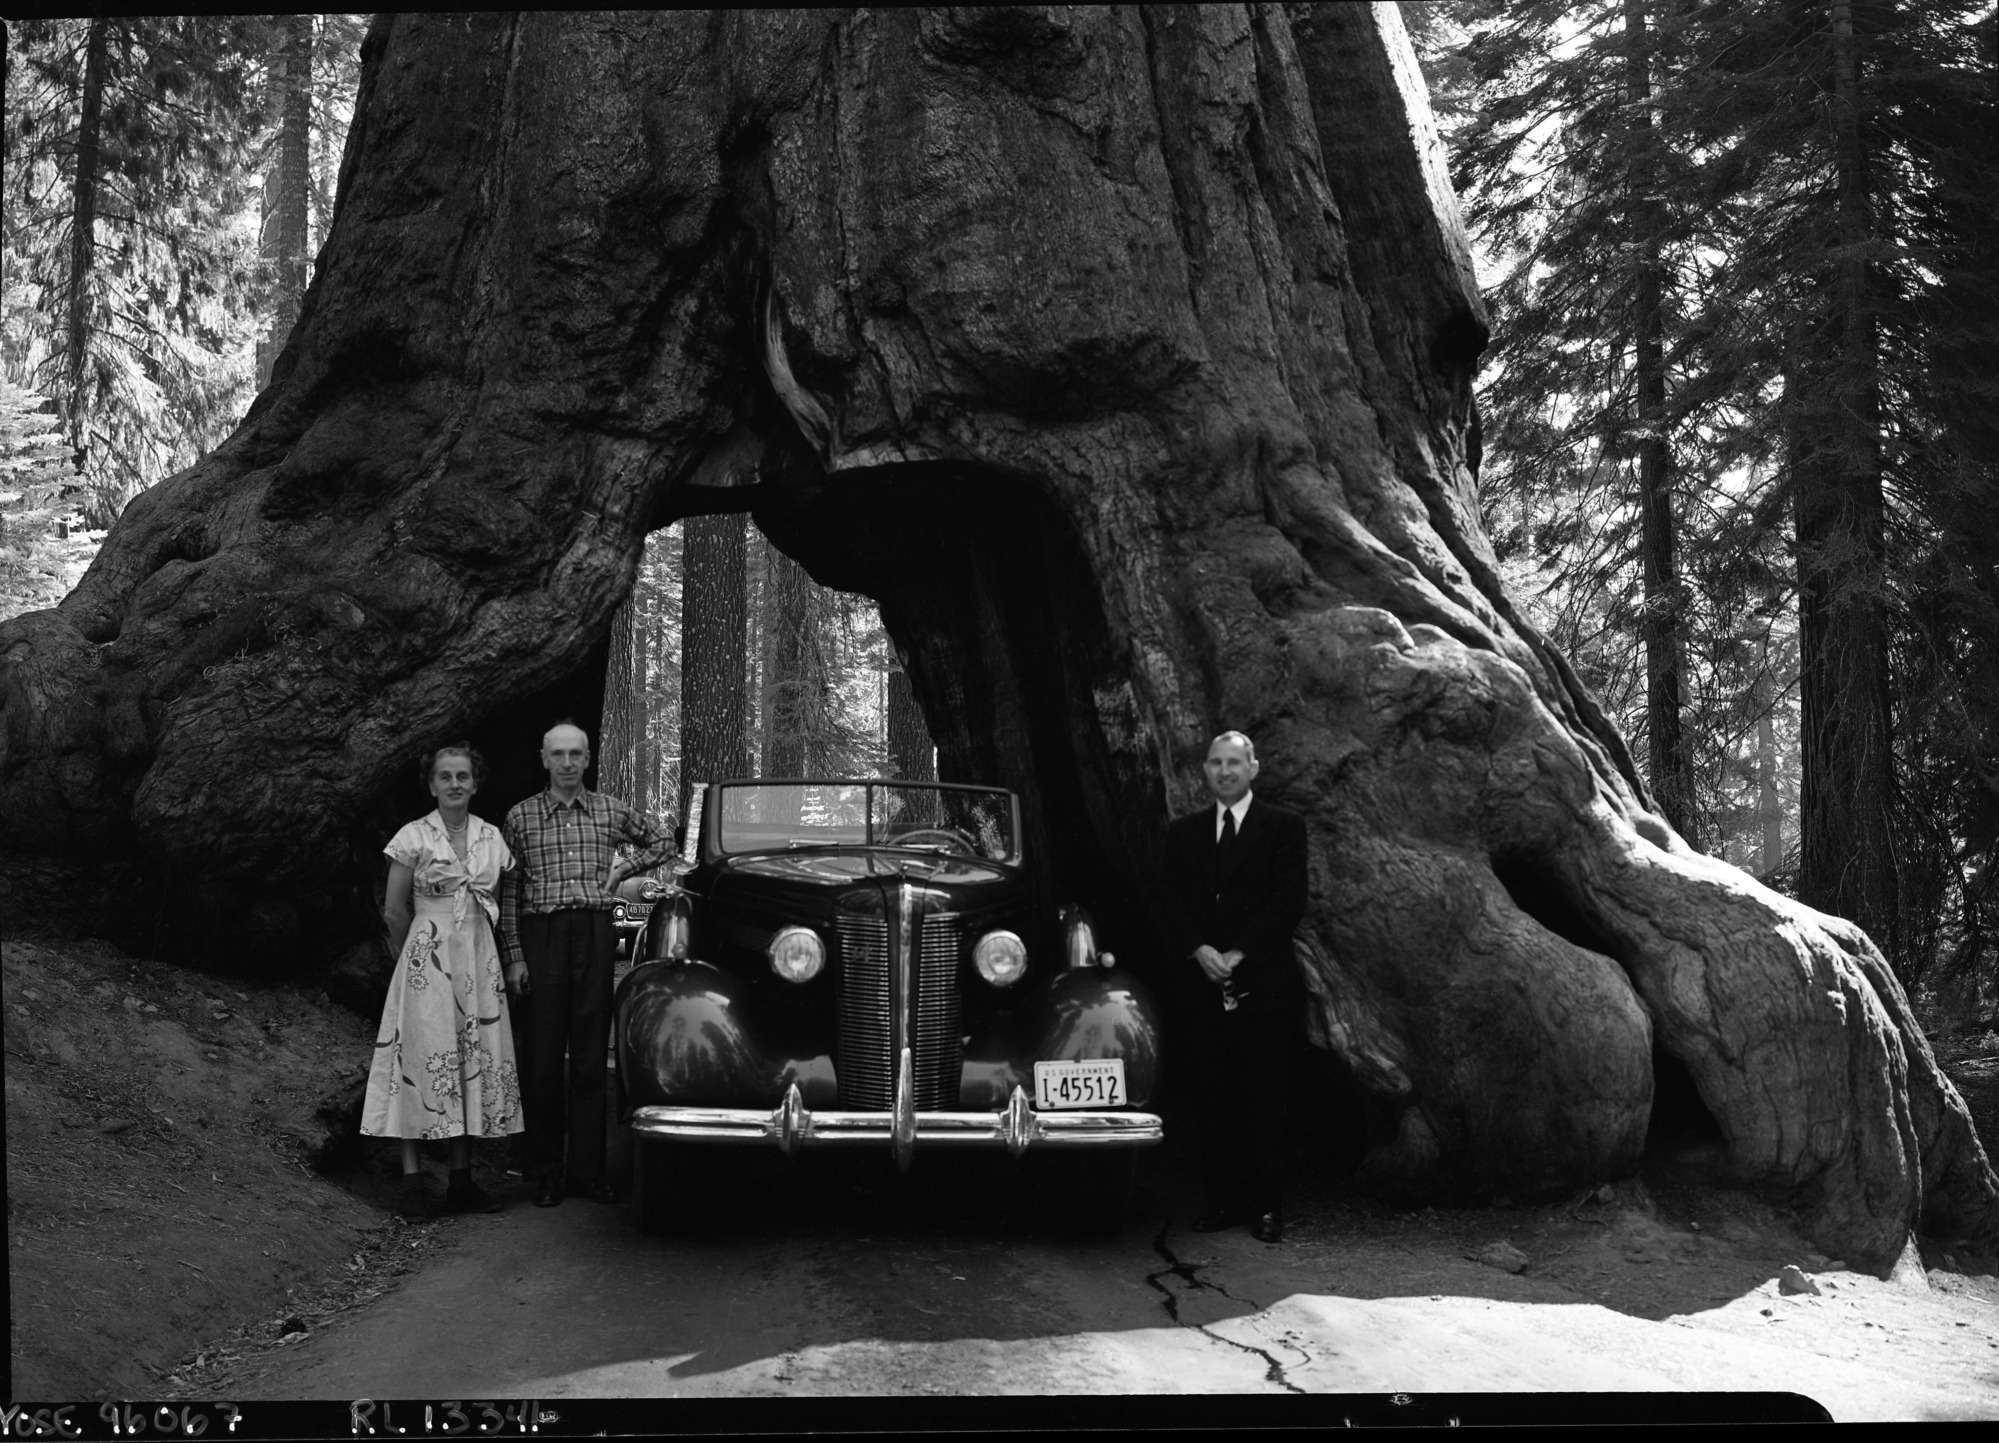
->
[1033,1058,1126,1109]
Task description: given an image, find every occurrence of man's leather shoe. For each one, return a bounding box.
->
[1193,1207,1245,1233]
[567,1177,619,1205]
[532,1176,563,1208]
[1251,1209,1284,1244]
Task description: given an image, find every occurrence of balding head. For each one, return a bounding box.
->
[541,722,591,797]
[1211,730,1256,764]
[1203,731,1259,807]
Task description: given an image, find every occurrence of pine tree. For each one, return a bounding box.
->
[886,664,936,783]
[3,16,366,528]
[0,377,77,619]
[678,510,751,825]
[600,586,637,804]
[1439,0,1999,984]
[1679,0,1999,984]
[255,13,311,389]
[4,16,271,522]
[1450,0,1719,846]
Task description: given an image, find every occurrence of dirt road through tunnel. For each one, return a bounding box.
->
[219,1137,1997,1418]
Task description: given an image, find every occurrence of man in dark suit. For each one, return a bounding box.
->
[1161,730,1309,1243]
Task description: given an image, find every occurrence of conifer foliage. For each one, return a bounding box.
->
[0,377,81,615]
[1,15,363,531]
[1432,0,1999,992]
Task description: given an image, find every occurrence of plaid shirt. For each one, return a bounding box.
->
[498,787,675,967]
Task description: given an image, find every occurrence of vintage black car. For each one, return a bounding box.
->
[613,778,1164,1231]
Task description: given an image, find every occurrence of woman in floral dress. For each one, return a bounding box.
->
[362,743,524,1217]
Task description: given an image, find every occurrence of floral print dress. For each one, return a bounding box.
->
[361,812,524,1140]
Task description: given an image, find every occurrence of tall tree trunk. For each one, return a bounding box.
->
[887,665,935,783]
[2,8,1990,1270]
[1625,0,1694,845]
[1795,0,1899,968]
[679,510,750,827]
[257,14,314,391]
[760,537,809,778]
[599,591,636,803]
[62,17,108,486]
[631,570,653,817]
[656,523,686,824]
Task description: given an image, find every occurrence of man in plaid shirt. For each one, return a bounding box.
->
[501,720,674,1207]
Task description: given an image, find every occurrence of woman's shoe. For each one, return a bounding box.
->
[446,1175,503,1214]
[395,1174,438,1220]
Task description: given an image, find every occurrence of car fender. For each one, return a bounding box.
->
[1028,963,1163,1107]
[616,960,771,1108]
[616,959,840,1112]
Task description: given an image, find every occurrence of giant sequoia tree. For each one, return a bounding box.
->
[1,7,1992,1271]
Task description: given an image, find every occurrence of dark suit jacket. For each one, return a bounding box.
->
[1161,796,1309,1013]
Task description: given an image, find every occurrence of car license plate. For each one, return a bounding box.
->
[617,903,652,928]
[1033,1059,1126,1109]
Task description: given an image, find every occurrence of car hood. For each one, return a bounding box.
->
[719,850,1016,889]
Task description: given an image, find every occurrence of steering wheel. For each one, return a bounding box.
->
[892,826,979,856]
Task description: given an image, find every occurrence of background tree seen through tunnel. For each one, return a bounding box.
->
[595,518,928,830]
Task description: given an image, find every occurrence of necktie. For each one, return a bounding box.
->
[1216,809,1241,1011]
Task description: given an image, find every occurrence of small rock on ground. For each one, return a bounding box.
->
[1778,1265,1822,1296]
[1474,1241,1529,1274]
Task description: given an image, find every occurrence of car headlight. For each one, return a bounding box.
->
[973,929,1027,987]
[768,925,825,984]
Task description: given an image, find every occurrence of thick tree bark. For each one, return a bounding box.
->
[599,591,636,803]
[759,539,811,779]
[1625,0,1694,845]
[1,7,1991,1269]
[1795,1,1899,969]
[887,666,935,783]
[256,14,314,391]
[679,510,750,826]
[62,17,108,482]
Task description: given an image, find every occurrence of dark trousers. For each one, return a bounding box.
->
[521,909,614,1181]
[1185,997,1297,1216]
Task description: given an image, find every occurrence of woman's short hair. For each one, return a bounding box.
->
[420,742,487,788]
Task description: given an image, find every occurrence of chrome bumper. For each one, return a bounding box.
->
[629,1079,1162,1165]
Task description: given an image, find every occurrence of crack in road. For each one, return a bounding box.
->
[1146,1225,1307,1393]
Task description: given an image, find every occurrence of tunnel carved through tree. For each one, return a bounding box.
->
[1,7,1992,1271]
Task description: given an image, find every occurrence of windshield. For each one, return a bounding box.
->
[710,781,1020,863]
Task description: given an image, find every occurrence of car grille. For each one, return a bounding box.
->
[834,905,963,1110]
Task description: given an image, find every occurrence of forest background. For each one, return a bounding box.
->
[3,2,1996,1031]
